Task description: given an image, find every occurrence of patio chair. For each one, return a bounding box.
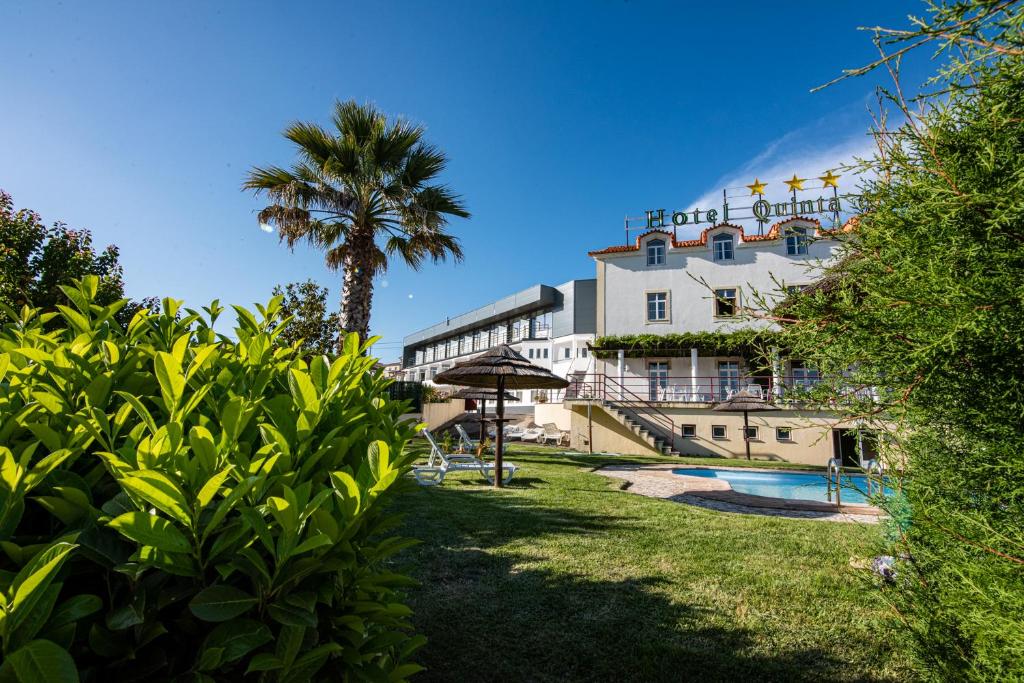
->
[540,422,569,446]
[745,384,764,399]
[520,427,545,443]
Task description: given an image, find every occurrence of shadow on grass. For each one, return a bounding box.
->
[393,485,854,683]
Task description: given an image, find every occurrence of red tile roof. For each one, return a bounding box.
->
[587,216,853,257]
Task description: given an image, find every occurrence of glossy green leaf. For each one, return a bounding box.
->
[107,512,191,553]
[0,639,78,683]
[120,470,192,527]
[188,585,258,622]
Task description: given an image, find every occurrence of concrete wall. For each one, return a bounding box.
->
[567,403,660,455]
[567,402,842,465]
[421,400,468,429]
[534,402,573,431]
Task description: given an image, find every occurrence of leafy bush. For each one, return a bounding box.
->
[0,277,423,681]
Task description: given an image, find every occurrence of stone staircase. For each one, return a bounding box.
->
[603,402,680,456]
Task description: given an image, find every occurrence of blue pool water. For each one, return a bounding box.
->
[672,468,890,505]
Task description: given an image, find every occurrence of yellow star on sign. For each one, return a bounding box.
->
[746,178,767,195]
[819,169,841,188]
[784,174,806,192]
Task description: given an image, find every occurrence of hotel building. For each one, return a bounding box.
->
[400,279,596,409]
[561,216,868,465]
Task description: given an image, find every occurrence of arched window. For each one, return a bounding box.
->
[646,238,665,266]
[786,227,809,255]
[712,233,734,261]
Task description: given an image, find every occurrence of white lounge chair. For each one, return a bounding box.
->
[540,422,569,446]
[413,428,518,486]
[488,424,525,441]
[520,427,545,443]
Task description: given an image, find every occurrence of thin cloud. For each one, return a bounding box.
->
[677,104,878,237]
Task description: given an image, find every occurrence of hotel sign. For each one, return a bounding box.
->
[643,171,860,230]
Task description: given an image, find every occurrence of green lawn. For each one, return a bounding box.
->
[392,445,915,682]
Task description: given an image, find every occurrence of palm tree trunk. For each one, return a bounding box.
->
[339,236,375,352]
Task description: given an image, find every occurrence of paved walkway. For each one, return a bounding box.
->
[598,463,882,524]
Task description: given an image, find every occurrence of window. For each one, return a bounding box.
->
[776,427,793,441]
[718,360,739,400]
[791,360,820,389]
[646,292,668,322]
[713,233,734,261]
[743,426,759,440]
[786,284,807,296]
[786,227,809,255]
[647,238,666,266]
[712,425,728,439]
[681,424,696,438]
[528,349,534,359]
[564,347,571,359]
[714,288,737,317]
[578,348,588,358]
[648,361,668,401]
[543,348,549,359]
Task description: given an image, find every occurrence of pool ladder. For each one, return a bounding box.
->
[826,458,842,506]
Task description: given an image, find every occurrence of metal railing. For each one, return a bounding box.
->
[558,374,823,405]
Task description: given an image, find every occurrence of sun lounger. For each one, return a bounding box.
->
[540,422,569,446]
[520,427,545,443]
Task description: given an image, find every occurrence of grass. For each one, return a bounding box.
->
[392,444,915,682]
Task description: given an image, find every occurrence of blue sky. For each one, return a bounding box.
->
[0,1,933,361]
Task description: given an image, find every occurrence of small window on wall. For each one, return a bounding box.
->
[543,348,549,359]
[711,425,728,439]
[647,239,666,266]
[714,288,737,317]
[743,426,759,440]
[681,424,696,438]
[786,227,809,255]
[564,347,571,359]
[776,427,793,441]
[528,349,534,359]
[580,348,588,357]
[713,233,734,261]
[646,292,668,321]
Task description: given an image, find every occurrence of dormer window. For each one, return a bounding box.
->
[647,238,666,266]
[786,227,809,255]
[713,233,734,261]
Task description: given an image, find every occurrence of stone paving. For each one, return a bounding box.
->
[598,463,882,524]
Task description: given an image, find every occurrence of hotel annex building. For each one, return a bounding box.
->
[400,211,868,466]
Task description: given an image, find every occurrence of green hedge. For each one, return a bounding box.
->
[0,277,422,681]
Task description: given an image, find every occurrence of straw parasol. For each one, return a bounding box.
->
[712,389,781,460]
[435,345,568,487]
[451,387,519,441]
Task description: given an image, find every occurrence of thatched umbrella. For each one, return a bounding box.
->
[451,387,519,441]
[435,345,568,487]
[713,389,781,460]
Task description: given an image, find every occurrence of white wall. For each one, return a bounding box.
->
[598,220,838,336]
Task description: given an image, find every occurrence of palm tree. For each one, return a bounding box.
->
[244,100,469,350]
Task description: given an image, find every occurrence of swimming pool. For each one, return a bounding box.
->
[672,468,889,505]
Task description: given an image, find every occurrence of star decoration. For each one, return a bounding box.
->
[784,174,806,192]
[746,178,767,195]
[819,170,841,188]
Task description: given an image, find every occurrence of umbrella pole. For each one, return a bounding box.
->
[495,377,505,488]
[744,410,751,460]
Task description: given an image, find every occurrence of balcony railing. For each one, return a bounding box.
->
[556,374,827,404]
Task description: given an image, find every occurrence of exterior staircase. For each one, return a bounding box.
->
[603,402,680,456]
